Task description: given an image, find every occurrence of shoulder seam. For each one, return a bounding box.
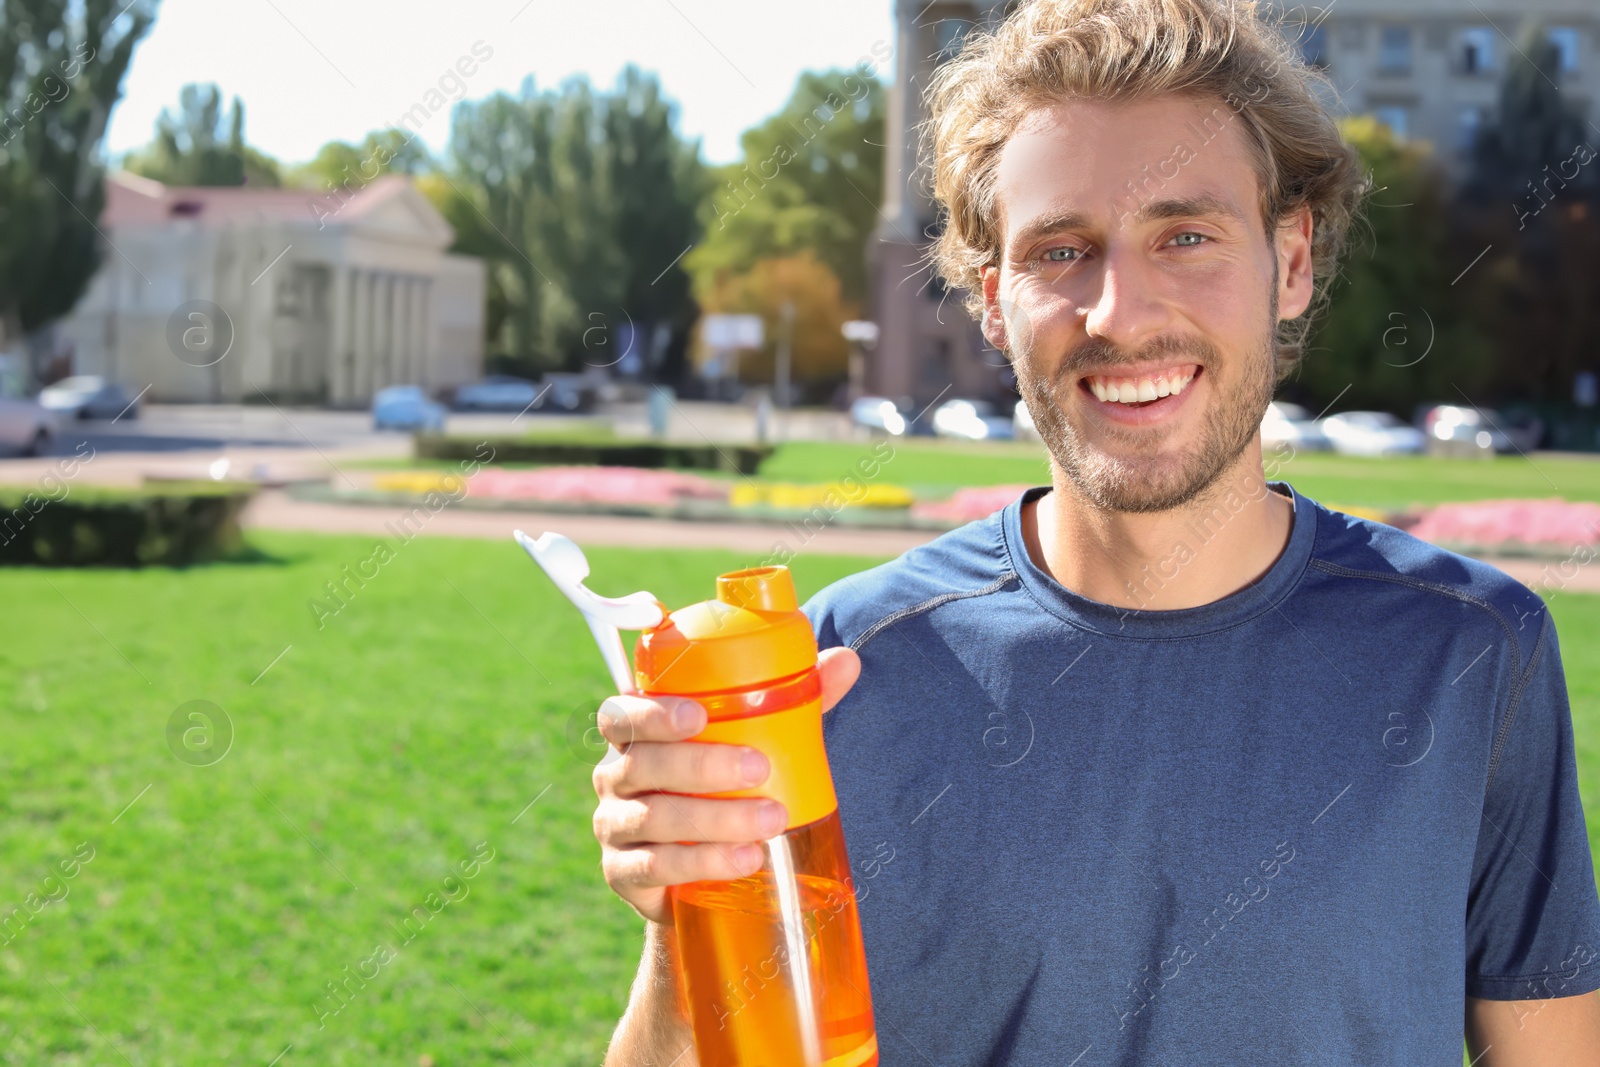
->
[1304,557,1527,792]
[1305,558,1522,665]
[1488,611,1553,794]
[848,572,1018,653]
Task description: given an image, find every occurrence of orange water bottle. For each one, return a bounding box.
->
[635,564,877,1067]
[513,530,877,1067]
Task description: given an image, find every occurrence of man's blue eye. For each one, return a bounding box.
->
[1043,247,1077,262]
[1172,232,1208,246]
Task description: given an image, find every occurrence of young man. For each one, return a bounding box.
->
[589,1,1600,1062]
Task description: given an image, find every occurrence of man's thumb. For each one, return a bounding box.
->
[818,646,861,714]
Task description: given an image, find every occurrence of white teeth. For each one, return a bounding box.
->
[1087,370,1195,404]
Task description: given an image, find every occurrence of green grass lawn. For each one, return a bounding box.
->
[0,534,882,1066]
[4,534,1597,1064]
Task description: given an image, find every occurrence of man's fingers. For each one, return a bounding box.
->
[594,694,706,750]
[600,740,769,798]
[819,646,861,714]
[597,793,787,848]
[596,650,858,749]
[607,841,765,890]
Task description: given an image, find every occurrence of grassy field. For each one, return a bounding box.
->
[0,534,882,1065]
[4,534,1596,1064]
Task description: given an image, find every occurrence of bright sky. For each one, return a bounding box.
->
[104,0,898,168]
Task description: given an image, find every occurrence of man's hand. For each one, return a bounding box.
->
[591,646,862,925]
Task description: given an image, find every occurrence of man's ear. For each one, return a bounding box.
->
[1275,204,1315,322]
[980,265,1008,350]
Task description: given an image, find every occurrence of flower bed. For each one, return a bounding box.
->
[730,482,914,510]
[447,466,728,506]
[1408,498,1600,552]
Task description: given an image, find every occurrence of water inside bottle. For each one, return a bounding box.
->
[672,816,877,1067]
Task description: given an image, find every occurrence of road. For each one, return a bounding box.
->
[26,400,854,459]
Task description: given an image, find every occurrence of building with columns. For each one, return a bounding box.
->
[870,0,1600,411]
[58,171,485,405]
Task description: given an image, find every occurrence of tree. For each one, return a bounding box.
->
[0,0,160,363]
[438,68,703,379]
[695,252,850,396]
[1462,22,1595,205]
[1451,20,1600,405]
[686,68,886,309]
[123,82,281,187]
[1298,116,1493,414]
[287,129,433,190]
[598,67,705,385]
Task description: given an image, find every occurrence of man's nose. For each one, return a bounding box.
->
[1081,245,1172,351]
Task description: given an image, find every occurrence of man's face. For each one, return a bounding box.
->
[981,95,1313,513]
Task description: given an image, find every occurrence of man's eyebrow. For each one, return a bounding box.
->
[1008,194,1250,251]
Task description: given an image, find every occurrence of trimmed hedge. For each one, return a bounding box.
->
[414,434,773,475]
[0,485,256,567]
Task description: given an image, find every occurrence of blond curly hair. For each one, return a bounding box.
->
[923,0,1369,379]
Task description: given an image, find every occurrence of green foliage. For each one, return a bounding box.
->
[414,434,771,474]
[687,69,886,307]
[0,485,255,566]
[0,0,159,347]
[437,68,704,378]
[696,253,851,391]
[1298,116,1492,414]
[122,82,281,187]
[1465,21,1594,201]
[1452,19,1600,405]
[285,130,432,191]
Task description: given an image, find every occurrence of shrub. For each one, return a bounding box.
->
[414,435,772,475]
[0,485,256,567]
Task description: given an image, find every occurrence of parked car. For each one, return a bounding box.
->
[1261,401,1332,452]
[1318,411,1426,457]
[38,375,139,420]
[932,398,1016,441]
[372,385,447,432]
[0,390,55,455]
[1417,404,1537,456]
[454,375,541,412]
[1013,398,1042,442]
[538,373,597,413]
[849,396,907,436]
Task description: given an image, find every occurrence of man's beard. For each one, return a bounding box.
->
[1012,300,1278,515]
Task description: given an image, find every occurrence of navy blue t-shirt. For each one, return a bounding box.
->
[801,482,1600,1065]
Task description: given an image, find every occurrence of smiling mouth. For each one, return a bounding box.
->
[1080,364,1201,407]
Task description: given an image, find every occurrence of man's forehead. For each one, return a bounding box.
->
[992,95,1263,235]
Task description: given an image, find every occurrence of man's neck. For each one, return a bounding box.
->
[1019,448,1295,612]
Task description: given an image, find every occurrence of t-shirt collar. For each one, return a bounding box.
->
[1000,480,1317,639]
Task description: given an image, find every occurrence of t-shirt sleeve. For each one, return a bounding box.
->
[1465,608,1600,1000]
[802,588,848,651]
